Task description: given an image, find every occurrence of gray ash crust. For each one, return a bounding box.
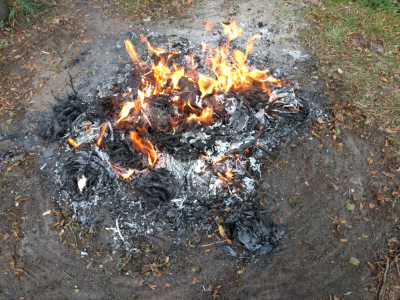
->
[32,30,324,260]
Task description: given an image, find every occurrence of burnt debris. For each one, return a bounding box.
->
[39,25,318,259]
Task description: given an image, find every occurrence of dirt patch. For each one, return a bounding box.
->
[1,0,399,299]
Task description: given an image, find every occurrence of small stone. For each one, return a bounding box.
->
[348,257,360,266]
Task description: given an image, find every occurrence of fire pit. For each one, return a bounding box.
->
[39,20,315,259]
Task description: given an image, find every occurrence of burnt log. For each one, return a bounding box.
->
[0,0,9,22]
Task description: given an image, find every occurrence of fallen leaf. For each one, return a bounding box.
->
[387,236,397,243]
[279,218,283,224]
[165,283,170,287]
[348,257,360,266]
[4,234,10,240]
[42,210,52,215]
[149,284,156,290]
[368,203,376,209]
[138,278,144,287]
[338,68,343,74]
[367,262,378,276]
[204,249,211,255]
[192,277,199,284]
[338,217,347,224]
[74,289,79,294]
[218,225,226,237]
[6,119,13,124]
[332,184,339,191]
[375,192,385,201]
[317,117,325,124]
[237,268,245,275]
[367,157,373,165]
[368,170,378,175]
[340,239,347,242]
[345,203,355,211]
[285,210,291,216]
[204,21,214,30]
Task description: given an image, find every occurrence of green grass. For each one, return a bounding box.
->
[0,39,11,48]
[6,0,54,25]
[299,0,400,124]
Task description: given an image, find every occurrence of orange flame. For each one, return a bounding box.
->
[225,170,234,179]
[198,74,216,98]
[129,131,157,167]
[124,39,142,68]
[97,123,108,147]
[187,106,214,124]
[213,155,229,165]
[68,137,81,149]
[221,19,243,41]
[245,34,261,60]
[117,102,135,123]
[121,169,135,179]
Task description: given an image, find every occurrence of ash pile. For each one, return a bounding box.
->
[41,20,315,259]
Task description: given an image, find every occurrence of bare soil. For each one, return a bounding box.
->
[1,0,399,299]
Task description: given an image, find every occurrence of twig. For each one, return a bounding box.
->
[378,259,389,300]
[116,219,125,242]
[61,269,75,280]
[67,72,77,96]
[261,132,292,178]
[256,145,278,159]
[68,224,79,250]
[51,90,61,103]
[265,156,294,184]
[237,160,261,187]
[367,211,377,240]
[201,241,225,247]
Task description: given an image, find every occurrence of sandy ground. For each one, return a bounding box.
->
[0,0,399,299]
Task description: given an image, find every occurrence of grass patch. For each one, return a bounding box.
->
[116,0,200,20]
[299,0,400,124]
[4,0,54,25]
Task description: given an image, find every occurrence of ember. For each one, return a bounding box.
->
[48,20,314,258]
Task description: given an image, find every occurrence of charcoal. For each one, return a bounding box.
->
[217,245,237,257]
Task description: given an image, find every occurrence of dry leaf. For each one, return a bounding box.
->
[367,262,378,276]
[285,210,291,216]
[218,225,226,237]
[165,283,170,287]
[42,210,52,215]
[138,278,144,287]
[369,203,376,209]
[374,192,385,201]
[332,184,339,191]
[204,21,214,30]
[4,234,10,241]
[340,239,347,242]
[367,157,373,165]
[204,249,211,255]
[149,284,156,290]
[317,117,325,124]
[338,68,343,74]
[192,277,199,284]
[368,170,378,175]
[237,268,245,275]
[279,218,283,224]
[387,236,397,243]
